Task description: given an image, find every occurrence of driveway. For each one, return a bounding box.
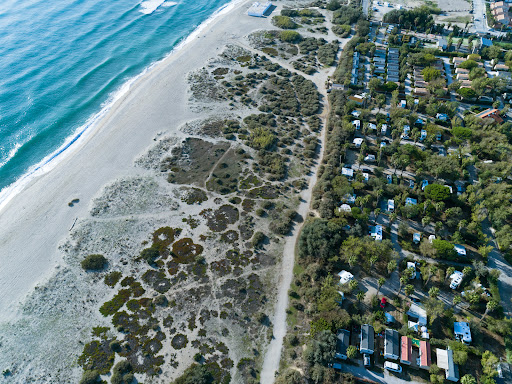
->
[336,361,425,384]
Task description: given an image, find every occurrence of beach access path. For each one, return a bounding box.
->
[0,0,270,324]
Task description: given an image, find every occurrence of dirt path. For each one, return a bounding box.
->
[259,50,340,384]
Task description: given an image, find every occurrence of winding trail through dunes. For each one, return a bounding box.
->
[260,26,346,381]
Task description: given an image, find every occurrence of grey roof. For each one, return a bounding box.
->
[384,329,400,358]
[360,324,375,353]
[336,330,350,356]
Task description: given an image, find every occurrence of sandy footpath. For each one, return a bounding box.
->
[0,0,266,324]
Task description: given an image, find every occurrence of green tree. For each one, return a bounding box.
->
[432,239,457,259]
[346,345,358,359]
[275,369,303,384]
[304,330,337,367]
[458,60,478,70]
[405,284,415,296]
[298,219,343,262]
[446,267,455,282]
[461,374,477,384]
[387,259,397,275]
[356,291,366,304]
[425,184,451,201]
[422,67,441,82]
[481,300,499,323]
[429,287,440,299]
[457,87,477,99]
[377,277,386,296]
[481,350,499,378]
[423,265,438,287]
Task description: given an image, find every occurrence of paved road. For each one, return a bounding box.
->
[473,0,488,34]
[483,219,512,316]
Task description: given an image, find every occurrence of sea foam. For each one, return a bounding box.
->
[139,0,166,14]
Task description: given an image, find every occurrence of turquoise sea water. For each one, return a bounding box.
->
[0,0,231,193]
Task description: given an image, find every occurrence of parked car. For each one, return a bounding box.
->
[384,361,402,373]
[363,354,371,367]
[380,297,387,309]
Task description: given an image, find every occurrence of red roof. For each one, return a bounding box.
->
[476,108,504,123]
[401,336,412,364]
[420,341,431,368]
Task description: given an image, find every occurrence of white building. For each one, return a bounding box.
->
[449,271,464,289]
[370,225,383,241]
[437,348,459,382]
[454,244,466,256]
[337,270,354,285]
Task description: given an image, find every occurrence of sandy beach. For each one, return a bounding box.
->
[0,0,257,322]
[0,0,338,381]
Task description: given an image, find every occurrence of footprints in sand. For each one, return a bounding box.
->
[67,198,80,207]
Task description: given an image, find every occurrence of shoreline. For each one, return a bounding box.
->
[0,0,241,214]
[0,0,257,324]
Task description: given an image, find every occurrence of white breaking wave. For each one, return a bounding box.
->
[0,142,22,169]
[140,0,167,14]
[162,2,178,7]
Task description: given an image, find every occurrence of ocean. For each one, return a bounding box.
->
[0,0,232,202]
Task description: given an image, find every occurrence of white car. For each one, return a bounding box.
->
[384,361,402,373]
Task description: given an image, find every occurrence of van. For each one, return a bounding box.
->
[384,361,402,373]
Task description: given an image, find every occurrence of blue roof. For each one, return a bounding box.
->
[481,37,493,47]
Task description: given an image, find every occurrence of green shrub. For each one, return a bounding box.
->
[140,247,160,264]
[280,30,302,43]
[104,271,122,287]
[272,16,298,29]
[332,24,351,38]
[81,254,107,271]
[79,370,100,384]
[172,364,214,384]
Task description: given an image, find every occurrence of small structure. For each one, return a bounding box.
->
[418,340,431,370]
[349,94,368,106]
[385,313,395,324]
[353,138,364,147]
[437,348,459,382]
[420,129,427,141]
[360,324,375,354]
[429,234,436,243]
[247,2,273,17]
[388,199,395,212]
[407,262,417,279]
[454,244,466,256]
[337,270,354,285]
[380,141,387,148]
[384,329,400,360]
[370,225,383,241]
[368,122,377,130]
[351,110,361,118]
[421,180,429,190]
[402,125,410,138]
[454,322,472,344]
[342,167,354,180]
[364,154,376,162]
[449,271,464,289]
[401,336,412,365]
[381,124,388,135]
[363,172,369,182]
[352,119,361,129]
[338,204,352,213]
[475,108,504,124]
[399,100,407,108]
[407,303,427,326]
[436,113,449,121]
[405,197,417,206]
[335,330,351,360]
[345,193,356,204]
[413,233,421,244]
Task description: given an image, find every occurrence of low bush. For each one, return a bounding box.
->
[81,254,107,271]
[272,16,299,29]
